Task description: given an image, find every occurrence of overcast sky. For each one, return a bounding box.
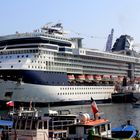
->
[1,0,140,51]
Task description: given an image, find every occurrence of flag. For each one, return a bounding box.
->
[91,97,98,115]
[6,101,14,107]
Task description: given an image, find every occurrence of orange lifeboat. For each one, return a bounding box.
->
[102,75,110,81]
[94,75,102,81]
[75,75,86,82]
[86,75,94,81]
[67,75,75,80]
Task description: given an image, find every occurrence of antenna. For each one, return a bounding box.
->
[105,28,114,52]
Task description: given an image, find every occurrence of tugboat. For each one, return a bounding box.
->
[67,114,112,139]
[10,108,50,140]
[10,108,79,140]
[67,98,112,139]
[0,102,79,140]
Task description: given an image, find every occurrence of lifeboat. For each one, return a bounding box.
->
[110,75,118,81]
[75,75,85,82]
[67,75,75,81]
[85,75,94,82]
[94,75,102,81]
[102,75,110,81]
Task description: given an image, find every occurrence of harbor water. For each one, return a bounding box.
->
[39,103,140,130]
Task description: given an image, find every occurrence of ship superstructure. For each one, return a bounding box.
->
[0,23,139,106]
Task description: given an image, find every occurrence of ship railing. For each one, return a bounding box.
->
[0,32,42,40]
[0,32,70,41]
[10,107,39,117]
[49,120,76,130]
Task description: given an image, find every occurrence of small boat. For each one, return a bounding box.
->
[7,107,78,140]
[67,98,112,139]
[67,114,112,139]
[112,120,137,139]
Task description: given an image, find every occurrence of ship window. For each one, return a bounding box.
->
[5,92,13,98]
[95,126,100,134]
[18,60,21,62]
[17,56,19,58]
[26,120,31,130]
[108,124,111,130]
[32,120,37,130]
[22,55,24,58]
[20,119,26,129]
[16,120,20,129]
[26,55,28,57]
[38,121,42,129]
[69,126,76,134]
[44,121,48,129]
[11,65,13,68]
[101,125,106,132]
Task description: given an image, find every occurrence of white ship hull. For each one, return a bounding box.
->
[0,79,114,104]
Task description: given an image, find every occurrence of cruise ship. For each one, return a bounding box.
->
[0,23,139,106]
